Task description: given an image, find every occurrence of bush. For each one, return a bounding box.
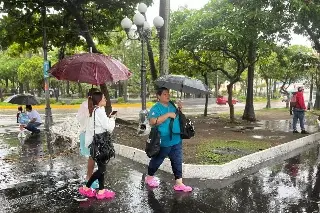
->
[117,97,125,103]
[220,90,228,96]
[237,95,246,102]
[70,99,84,105]
[39,98,57,104]
[56,101,66,105]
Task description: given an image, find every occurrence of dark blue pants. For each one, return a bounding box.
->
[148,142,183,180]
[25,122,41,133]
[293,109,305,131]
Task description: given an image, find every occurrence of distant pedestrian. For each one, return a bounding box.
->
[145,87,192,192]
[76,88,100,189]
[293,87,308,134]
[25,105,42,134]
[79,91,116,199]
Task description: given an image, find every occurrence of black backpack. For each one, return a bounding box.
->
[169,101,195,139]
[89,109,116,163]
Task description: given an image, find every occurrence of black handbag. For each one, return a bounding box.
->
[169,101,195,139]
[145,118,161,158]
[89,108,116,163]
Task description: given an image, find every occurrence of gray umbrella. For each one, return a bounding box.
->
[155,75,211,95]
[6,94,39,105]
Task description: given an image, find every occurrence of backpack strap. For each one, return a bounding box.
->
[93,106,99,135]
[169,101,178,141]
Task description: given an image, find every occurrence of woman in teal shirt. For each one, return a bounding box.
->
[145,87,192,192]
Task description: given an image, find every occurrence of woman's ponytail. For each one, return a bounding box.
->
[88,96,94,117]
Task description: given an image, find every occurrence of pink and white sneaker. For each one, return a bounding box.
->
[96,189,116,200]
[79,187,96,198]
[173,184,192,192]
[145,176,160,188]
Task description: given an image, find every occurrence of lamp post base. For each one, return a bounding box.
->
[44,107,53,131]
[137,109,150,136]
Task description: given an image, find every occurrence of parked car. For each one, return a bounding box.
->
[216,95,238,105]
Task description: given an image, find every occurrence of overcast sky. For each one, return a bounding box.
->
[142,0,311,47]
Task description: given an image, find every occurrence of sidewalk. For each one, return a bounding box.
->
[1,117,320,212]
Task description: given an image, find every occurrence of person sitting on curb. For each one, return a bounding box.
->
[25,105,42,134]
[292,87,308,134]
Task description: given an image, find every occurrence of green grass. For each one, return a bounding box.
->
[0,102,15,106]
[258,107,288,112]
[196,139,272,165]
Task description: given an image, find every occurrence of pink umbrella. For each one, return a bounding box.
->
[49,53,132,85]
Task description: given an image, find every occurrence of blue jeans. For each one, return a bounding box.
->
[25,122,41,133]
[293,109,305,131]
[148,142,183,180]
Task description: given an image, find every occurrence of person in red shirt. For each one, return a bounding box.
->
[293,87,308,134]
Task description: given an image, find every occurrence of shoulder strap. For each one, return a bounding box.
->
[93,107,98,135]
[168,101,178,140]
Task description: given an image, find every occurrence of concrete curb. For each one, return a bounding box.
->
[114,132,320,179]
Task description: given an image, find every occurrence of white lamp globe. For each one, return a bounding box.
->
[143,21,151,31]
[153,16,164,28]
[138,3,148,13]
[121,17,133,30]
[133,13,145,26]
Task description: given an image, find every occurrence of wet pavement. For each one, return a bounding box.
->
[2,115,320,212]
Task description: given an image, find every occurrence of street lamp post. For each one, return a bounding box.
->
[121,3,164,134]
[41,5,53,130]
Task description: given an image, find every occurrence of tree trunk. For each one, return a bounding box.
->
[159,0,170,76]
[266,78,271,109]
[203,73,209,117]
[66,81,70,96]
[66,2,112,113]
[78,83,82,98]
[26,83,30,93]
[100,84,112,115]
[308,74,314,110]
[18,82,23,94]
[242,41,256,122]
[5,78,9,89]
[314,88,320,110]
[272,80,277,99]
[227,84,235,122]
[215,72,219,98]
[0,88,3,102]
[118,81,124,97]
[123,80,128,102]
[37,88,42,97]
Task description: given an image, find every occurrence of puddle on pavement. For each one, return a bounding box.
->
[224,119,318,133]
[252,135,287,140]
[258,119,318,132]
[0,130,73,163]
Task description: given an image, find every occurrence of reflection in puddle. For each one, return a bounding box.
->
[252,135,287,140]
[258,119,317,132]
